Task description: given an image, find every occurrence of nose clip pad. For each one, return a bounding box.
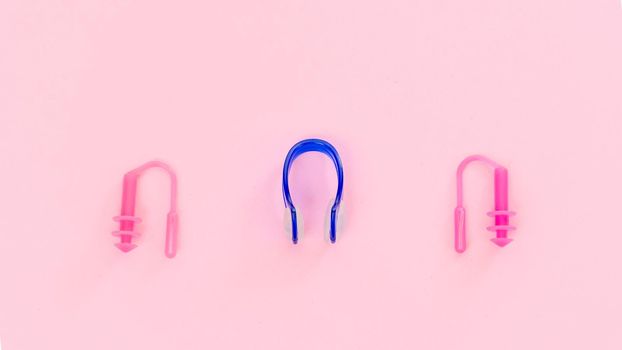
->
[324,200,346,243]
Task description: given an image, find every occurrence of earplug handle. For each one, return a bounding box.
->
[165,211,178,258]
[454,206,466,253]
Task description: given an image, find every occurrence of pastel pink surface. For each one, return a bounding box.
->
[1,0,621,349]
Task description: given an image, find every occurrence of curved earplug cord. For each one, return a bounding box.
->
[455,155,514,253]
[282,139,344,244]
[127,161,178,211]
[114,161,179,258]
[456,155,501,208]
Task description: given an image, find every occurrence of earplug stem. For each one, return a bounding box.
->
[494,167,509,240]
[119,173,139,245]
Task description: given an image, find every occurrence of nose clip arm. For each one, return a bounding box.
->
[112,161,179,258]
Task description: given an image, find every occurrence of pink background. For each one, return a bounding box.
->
[1,0,622,349]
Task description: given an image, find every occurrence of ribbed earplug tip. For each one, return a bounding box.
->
[490,237,513,248]
[115,242,138,253]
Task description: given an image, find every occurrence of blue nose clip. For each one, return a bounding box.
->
[282,139,344,244]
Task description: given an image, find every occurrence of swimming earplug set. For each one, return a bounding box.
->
[454,155,516,253]
[112,161,179,258]
[112,138,516,258]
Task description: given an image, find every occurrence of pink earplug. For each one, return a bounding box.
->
[112,161,179,258]
[454,155,516,253]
